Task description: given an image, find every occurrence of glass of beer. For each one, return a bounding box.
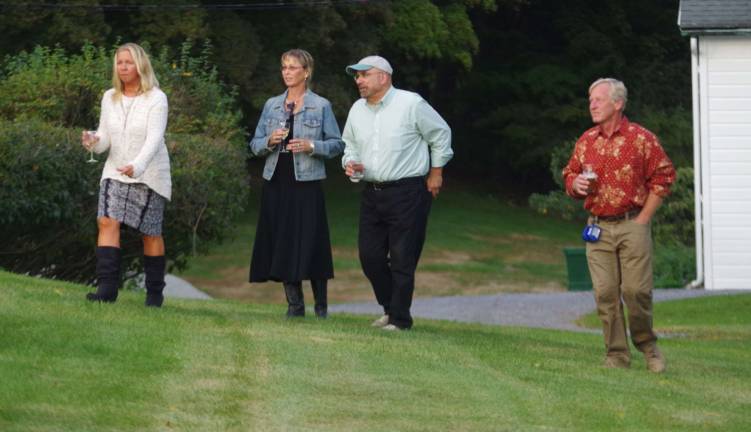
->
[582,164,597,194]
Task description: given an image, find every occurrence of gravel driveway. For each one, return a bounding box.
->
[165,275,743,332]
[329,289,742,332]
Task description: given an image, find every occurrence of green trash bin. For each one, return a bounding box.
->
[563,247,593,291]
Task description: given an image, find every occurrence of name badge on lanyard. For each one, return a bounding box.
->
[582,216,601,243]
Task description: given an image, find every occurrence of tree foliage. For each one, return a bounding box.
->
[451,0,690,192]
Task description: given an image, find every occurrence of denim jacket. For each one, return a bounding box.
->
[249,89,344,181]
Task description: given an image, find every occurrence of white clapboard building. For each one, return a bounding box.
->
[679,0,751,289]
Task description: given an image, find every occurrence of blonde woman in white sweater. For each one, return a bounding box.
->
[82,43,171,307]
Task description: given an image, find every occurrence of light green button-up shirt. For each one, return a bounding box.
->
[342,86,453,183]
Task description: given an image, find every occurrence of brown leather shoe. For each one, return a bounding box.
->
[641,343,666,373]
[603,355,631,369]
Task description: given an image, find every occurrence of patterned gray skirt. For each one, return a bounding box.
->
[97,178,166,236]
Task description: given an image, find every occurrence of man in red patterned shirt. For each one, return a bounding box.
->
[563,78,675,373]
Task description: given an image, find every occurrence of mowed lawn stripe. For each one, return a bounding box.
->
[1,270,750,431]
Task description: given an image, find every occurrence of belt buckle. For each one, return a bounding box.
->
[372,183,383,191]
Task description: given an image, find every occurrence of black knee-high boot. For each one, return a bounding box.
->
[311,279,328,318]
[86,246,121,303]
[283,282,305,317]
[144,255,166,307]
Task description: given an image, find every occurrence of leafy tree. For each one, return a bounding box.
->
[0,0,109,57]
[452,0,690,193]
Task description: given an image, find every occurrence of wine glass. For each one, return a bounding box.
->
[278,120,290,153]
[83,131,98,163]
[349,161,365,183]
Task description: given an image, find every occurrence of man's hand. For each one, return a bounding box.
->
[572,174,591,197]
[427,168,443,198]
[634,192,663,225]
[345,161,364,178]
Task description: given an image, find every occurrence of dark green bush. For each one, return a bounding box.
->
[653,243,696,288]
[0,43,248,283]
[528,139,588,221]
[0,120,99,280]
[0,44,110,128]
[652,166,695,247]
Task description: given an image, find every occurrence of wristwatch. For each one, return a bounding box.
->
[309,142,315,154]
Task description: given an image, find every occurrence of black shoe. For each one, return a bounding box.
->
[86,246,121,303]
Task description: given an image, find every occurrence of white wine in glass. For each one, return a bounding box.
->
[84,131,98,163]
[278,120,290,153]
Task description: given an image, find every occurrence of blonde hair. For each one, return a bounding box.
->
[281,49,314,83]
[589,78,628,110]
[111,43,159,100]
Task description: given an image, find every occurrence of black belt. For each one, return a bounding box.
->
[365,176,424,191]
[594,208,641,223]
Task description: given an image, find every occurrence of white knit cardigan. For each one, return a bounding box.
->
[92,88,171,200]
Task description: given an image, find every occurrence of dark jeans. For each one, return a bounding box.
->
[358,177,432,329]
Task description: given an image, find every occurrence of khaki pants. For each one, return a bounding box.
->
[586,218,657,359]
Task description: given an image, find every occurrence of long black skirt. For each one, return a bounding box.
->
[249,156,334,283]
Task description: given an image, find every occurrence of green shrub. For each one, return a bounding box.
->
[153,40,244,141]
[0,120,99,280]
[654,243,696,288]
[0,44,110,128]
[0,42,248,283]
[528,139,588,221]
[652,166,695,247]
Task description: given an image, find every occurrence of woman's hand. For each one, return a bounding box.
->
[117,164,135,177]
[267,128,287,148]
[81,130,99,150]
[287,138,313,154]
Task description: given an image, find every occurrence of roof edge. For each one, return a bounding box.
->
[680,28,751,36]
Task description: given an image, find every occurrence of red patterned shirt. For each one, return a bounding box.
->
[562,117,676,217]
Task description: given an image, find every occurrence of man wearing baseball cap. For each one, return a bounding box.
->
[342,55,453,331]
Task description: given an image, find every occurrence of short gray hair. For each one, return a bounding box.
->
[281,49,314,82]
[589,78,628,110]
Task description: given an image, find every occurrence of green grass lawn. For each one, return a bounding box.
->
[2,270,750,431]
[178,174,584,303]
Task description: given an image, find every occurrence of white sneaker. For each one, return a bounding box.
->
[371,315,389,327]
[382,324,403,331]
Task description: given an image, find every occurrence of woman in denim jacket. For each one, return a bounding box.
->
[248,49,344,318]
